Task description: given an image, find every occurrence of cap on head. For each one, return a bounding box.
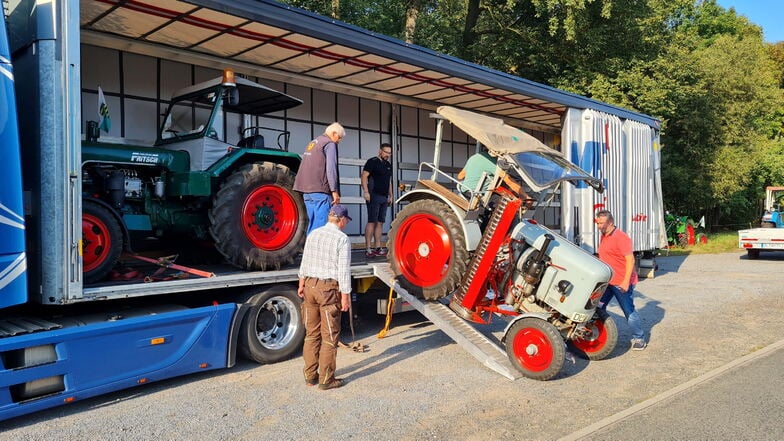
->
[330,204,352,221]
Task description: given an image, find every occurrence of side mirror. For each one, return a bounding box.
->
[227,88,239,106]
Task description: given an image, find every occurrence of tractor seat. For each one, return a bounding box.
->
[238,134,265,149]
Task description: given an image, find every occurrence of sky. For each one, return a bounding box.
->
[716,0,784,43]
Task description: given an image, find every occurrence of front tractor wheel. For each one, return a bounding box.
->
[569,315,618,360]
[82,200,123,284]
[505,318,565,381]
[210,162,307,270]
[388,199,468,300]
[239,285,305,363]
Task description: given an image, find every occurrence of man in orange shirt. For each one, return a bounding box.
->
[595,210,647,351]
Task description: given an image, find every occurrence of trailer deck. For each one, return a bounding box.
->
[80,250,376,303]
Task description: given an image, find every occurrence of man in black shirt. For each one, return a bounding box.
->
[360,143,393,257]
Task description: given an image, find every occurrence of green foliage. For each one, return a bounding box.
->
[277,0,784,230]
[664,231,740,256]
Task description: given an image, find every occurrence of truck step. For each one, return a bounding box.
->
[0,318,62,338]
[372,263,521,380]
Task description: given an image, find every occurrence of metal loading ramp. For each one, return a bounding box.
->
[372,263,522,380]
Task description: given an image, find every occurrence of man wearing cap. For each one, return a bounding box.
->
[297,204,352,390]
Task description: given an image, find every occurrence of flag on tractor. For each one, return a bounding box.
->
[98,86,111,133]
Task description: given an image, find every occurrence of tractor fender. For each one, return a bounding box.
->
[208,148,302,179]
[82,196,133,253]
[396,189,483,251]
[501,312,552,343]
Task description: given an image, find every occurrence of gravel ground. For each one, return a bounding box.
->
[3,250,784,440]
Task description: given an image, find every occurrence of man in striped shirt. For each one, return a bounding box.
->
[298,204,352,390]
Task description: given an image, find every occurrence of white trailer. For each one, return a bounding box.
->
[561,109,666,275]
[738,228,784,259]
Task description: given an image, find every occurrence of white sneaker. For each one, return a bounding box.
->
[631,339,647,351]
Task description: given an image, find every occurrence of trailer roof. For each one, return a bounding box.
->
[80,0,660,132]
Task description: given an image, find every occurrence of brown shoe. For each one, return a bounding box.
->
[305,377,318,386]
[318,378,345,390]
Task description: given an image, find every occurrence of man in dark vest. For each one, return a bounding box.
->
[294,123,346,235]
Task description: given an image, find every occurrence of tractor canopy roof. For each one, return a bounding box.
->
[437,106,602,193]
[172,76,302,115]
[437,106,557,156]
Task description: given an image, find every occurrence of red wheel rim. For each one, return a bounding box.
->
[242,185,299,251]
[571,320,608,354]
[82,213,112,272]
[393,213,452,287]
[511,326,554,372]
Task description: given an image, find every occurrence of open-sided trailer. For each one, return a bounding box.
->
[0,0,378,422]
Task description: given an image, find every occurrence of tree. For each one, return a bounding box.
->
[277,0,784,228]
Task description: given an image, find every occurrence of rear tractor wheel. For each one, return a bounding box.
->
[388,199,468,300]
[210,162,307,270]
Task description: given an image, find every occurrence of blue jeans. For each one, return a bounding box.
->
[599,284,645,341]
[303,192,331,236]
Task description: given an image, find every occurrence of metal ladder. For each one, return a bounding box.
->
[372,263,521,380]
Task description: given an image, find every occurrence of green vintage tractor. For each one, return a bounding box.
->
[81,70,307,283]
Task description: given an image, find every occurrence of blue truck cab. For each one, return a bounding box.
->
[0,14,26,309]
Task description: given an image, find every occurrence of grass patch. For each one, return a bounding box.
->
[662,231,740,256]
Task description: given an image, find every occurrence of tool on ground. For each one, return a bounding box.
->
[339,300,368,352]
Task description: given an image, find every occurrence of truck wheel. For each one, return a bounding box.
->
[239,285,304,364]
[747,249,760,260]
[505,318,564,381]
[569,315,618,360]
[82,200,123,283]
[388,199,468,300]
[210,162,306,270]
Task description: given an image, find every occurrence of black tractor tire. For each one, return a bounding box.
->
[505,317,565,381]
[747,249,760,260]
[388,199,469,300]
[210,162,307,270]
[568,315,618,361]
[82,200,123,284]
[238,285,305,364]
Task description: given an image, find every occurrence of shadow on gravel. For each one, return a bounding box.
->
[740,250,784,261]
[595,290,664,362]
[337,329,446,381]
[653,254,689,274]
[638,297,665,343]
[0,366,227,430]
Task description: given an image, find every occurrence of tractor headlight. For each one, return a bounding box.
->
[584,282,608,310]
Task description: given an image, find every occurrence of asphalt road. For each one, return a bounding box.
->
[3,250,784,440]
[564,337,784,440]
